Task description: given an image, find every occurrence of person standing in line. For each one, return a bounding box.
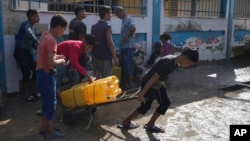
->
[114,6,136,89]
[117,48,199,133]
[68,6,89,80]
[13,9,40,102]
[68,6,87,40]
[36,14,67,139]
[91,5,119,79]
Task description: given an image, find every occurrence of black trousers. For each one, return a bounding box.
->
[13,47,36,82]
[137,85,171,115]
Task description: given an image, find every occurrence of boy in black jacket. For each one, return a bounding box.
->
[118,48,199,133]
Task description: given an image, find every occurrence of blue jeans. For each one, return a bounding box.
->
[36,69,56,120]
[121,48,134,75]
[56,63,79,88]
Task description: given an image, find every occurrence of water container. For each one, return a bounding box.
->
[59,82,88,108]
[60,75,121,109]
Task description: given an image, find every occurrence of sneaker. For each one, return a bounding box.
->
[43,131,66,139]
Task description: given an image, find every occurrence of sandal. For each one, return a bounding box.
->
[39,127,60,135]
[117,121,139,129]
[25,95,37,102]
[144,125,165,133]
[34,92,41,98]
[43,131,66,139]
[36,109,42,116]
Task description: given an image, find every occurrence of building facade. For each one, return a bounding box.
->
[0,0,250,93]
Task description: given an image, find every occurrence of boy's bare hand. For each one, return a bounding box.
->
[137,93,146,103]
[56,55,66,59]
[86,75,96,84]
[113,57,119,66]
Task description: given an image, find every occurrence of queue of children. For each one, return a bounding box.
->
[15,6,121,139]
[10,4,199,139]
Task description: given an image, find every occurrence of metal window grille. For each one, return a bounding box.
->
[234,0,250,18]
[12,0,147,16]
[164,0,225,18]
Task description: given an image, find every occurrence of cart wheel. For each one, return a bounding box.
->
[63,111,75,125]
[87,107,97,115]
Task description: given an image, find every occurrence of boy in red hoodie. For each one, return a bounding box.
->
[56,35,98,89]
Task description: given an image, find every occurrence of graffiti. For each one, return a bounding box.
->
[113,33,147,65]
[134,41,145,53]
[134,41,146,65]
[187,38,203,48]
[207,37,220,44]
[167,31,225,51]
[234,30,250,46]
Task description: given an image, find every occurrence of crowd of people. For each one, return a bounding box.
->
[5,5,199,139]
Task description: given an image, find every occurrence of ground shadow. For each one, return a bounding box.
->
[145,130,161,141]
[119,128,141,141]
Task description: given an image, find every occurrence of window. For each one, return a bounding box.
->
[164,0,226,18]
[13,0,147,16]
[234,0,250,18]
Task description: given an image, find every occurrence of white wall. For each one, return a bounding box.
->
[160,0,229,61]
[3,1,154,93]
[3,0,250,93]
[161,17,228,61]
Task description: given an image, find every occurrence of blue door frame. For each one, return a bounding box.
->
[226,0,234,62]
[0,2,6,93]
[152,0,161,44]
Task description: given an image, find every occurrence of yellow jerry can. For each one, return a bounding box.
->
[60,75,121,109]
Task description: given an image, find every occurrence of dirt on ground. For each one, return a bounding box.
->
[0,56,250,141]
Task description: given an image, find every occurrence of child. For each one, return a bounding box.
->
[160,33,173,57]
[117,48,199,133]
[145,41,162,68]
[56,34,98,89]
[91,5,119,79]
[13,9,40,102]
[36,14,67,139]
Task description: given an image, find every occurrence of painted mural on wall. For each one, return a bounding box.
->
[166,31,225,52]
[113,33,147,65]
[234,30,250,46]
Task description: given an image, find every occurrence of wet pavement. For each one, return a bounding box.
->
[0,56,250,141]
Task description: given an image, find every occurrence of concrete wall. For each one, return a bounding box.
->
[2,0,153,93]
[2,0,250,93]
[160,1,250,61]
[160,0,229,61]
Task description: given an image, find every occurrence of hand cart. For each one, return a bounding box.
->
[59,76,141,125]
